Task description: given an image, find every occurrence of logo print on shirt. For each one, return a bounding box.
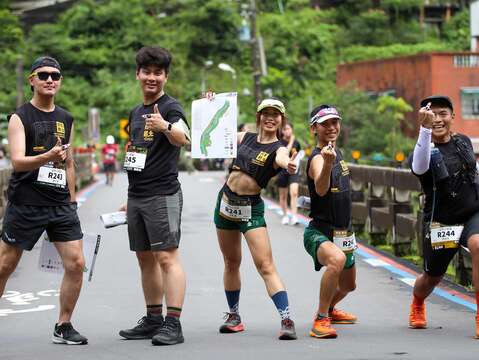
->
[56,122,65,138]
[340,160,350,176]
[33,121,58,153]
[143,129,154,141]
[252,151,269,166]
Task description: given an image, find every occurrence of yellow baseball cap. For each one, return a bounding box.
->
[256,99,286,115]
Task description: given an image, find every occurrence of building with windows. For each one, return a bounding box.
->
[337,52,479,152]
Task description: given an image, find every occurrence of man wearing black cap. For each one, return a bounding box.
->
[409,95,479,339]
[0,56,87,345]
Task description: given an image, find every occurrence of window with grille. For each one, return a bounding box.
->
[454,55,479,68]
[461,88,479,119]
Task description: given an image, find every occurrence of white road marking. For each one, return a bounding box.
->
[364,259,389,267]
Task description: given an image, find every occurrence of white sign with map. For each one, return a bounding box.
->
[191,92,237,159]
[38,233,101,281]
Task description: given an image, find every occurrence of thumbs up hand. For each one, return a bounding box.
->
[287,151,298,175]
[47,136,67,162]
[321,141,336,165]
[144,104,169,133]
[418,102,435,129]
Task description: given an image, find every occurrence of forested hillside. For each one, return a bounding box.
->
[0,0,471,160]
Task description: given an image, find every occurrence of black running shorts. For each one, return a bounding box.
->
[103,162,116,172]
[276,169,300,188]
[127,190,183,252]
[1,202,83,251]
[422,210,479,277]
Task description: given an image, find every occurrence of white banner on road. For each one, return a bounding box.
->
[38,233,101,281]
[191,92,237,159]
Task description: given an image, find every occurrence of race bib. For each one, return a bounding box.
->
[430,222,463,250]
[124,145,147,172]
[36,163,66,188]
[333,230,357,253]
[219,195,251,222]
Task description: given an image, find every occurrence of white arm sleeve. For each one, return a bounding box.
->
[412,126,432,175]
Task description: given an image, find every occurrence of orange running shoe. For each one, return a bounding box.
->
[309,316,337,339]
[409,303,427,329]
[329,308,357,324]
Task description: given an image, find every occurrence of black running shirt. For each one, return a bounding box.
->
[127,94,187,197]
[7,102,73,206]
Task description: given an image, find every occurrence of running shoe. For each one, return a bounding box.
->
[329,308,357,324]
[309,316,337,339]
[151,316,184,345]
[281,216,289,225]
[279,318,297,340]
[219,312,245,333]
[119,315,164,339]
[289,215,299,226]
[475,314,479,339]
[409,303,427,329]
[52,322,88,345]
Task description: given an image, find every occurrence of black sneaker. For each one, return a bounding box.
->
[219,312,245,333]
[52,322,88,345]
[119,315,164,340]
[151,316,184,346]
[279,318,297,340]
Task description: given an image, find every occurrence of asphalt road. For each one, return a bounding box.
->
[1,171,477,360]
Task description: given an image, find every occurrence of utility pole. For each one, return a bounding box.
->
[250,0,261,105]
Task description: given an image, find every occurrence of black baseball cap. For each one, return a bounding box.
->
[420,95,453,111]
[30,56,61,73]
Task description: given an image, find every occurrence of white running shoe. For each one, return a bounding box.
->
[289,215,299,226]
[281,216,289,225]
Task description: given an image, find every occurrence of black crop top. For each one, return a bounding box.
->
[231,132,283,188]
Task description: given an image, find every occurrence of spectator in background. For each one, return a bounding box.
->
[276,122,301,225]
[102,135,119,186]
[0,145,10,168]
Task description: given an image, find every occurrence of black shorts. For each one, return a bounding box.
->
[2,202,83,251]
[276,169,300,188]
[103,162,116,172]
[127,190,183,252]
[422,210,479,277]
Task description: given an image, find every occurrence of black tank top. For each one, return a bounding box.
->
[7,102,73,206]
[306,147,352,237]
[231,132,283,188]
[409,133,479,224]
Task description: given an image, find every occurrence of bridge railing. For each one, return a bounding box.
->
[266,162,473,286]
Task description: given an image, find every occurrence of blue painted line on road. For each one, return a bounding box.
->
[263,197,477,312]
[77,178,105,208]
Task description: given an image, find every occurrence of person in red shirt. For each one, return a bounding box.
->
[102,135,119,185]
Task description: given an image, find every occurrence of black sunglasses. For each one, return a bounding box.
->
[31,71,62,81]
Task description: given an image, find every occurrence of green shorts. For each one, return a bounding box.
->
[214,186,266,234]
[303,225,355,271]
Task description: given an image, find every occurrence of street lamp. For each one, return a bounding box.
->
[218,62,239,116]
[201,60,213,94]
[218,63,237,92]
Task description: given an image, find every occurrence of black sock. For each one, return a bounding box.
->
[147,304,163,318]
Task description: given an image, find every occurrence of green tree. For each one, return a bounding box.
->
[443,8,471,50]
[0,8,23,116]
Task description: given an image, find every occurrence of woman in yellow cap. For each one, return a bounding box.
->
[213,98,298,340]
